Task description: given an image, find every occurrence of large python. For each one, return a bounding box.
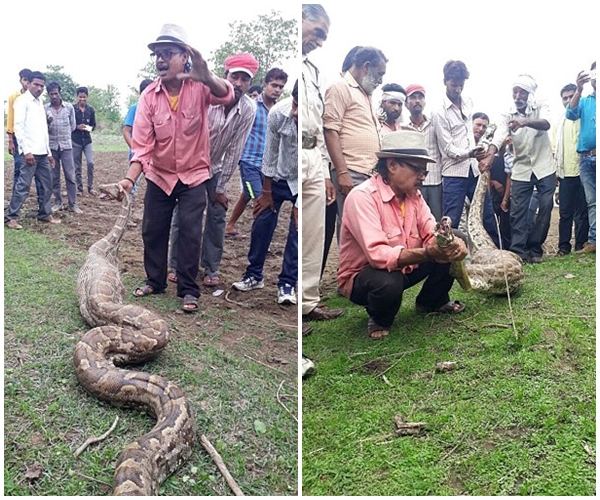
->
[73,184,195,495]
[435,125,524,295]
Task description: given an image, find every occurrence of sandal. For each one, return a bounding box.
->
[168,271,178,283]
[132,284,164,297]
[182,294,199,313]
[203,275,220,287]
[416,300,466,314]
[224,230,244,239]
[368,317,390,340]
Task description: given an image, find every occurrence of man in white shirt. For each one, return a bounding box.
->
[5,71,60,229]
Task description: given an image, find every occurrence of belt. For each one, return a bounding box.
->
[580,149,596,157]
[302,135,317,149]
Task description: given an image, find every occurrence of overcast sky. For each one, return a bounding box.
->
[2,1,298,113]
[309,1,596,125]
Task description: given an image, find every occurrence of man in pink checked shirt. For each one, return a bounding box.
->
[338,130,469,339]
[117,24,234,314]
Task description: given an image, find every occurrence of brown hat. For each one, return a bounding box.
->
[376,130,436,163]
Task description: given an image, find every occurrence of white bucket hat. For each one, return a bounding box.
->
[376,130,436,163]
[148,24,188,51]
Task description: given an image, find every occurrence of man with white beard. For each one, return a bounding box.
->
[323,46,387,232]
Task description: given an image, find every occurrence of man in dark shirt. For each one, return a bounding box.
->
[71,86,97,196]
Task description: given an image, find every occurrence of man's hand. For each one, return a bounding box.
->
[428,237,468,264]
[477,153,494,173]
[49,156,55,168]
[575,70,591,92]
[325,178,336,205]
[213,192,228,211]
[179,46,211,84]
[500,198,509,212]
[337,172,354,196]
[8,137,14,156]
[508,118,529,132]
[24,153,35,166]
[490,180,505,195]
[117,179,134,201]
[253,191,274,218]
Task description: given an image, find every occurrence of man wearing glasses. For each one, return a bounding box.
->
[337,130,468,340]
[117,24,234,313]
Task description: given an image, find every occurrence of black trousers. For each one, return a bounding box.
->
[349,262,455,329]
[142,179,207,298]
[558,176,589,253]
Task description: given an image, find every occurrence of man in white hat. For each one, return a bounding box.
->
[479,74,555,264]
[338,130,468,339]
[118,23,234,313]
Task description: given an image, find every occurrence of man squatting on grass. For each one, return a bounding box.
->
[337,130,469,340]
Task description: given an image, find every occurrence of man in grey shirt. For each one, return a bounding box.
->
[45,81,82,214]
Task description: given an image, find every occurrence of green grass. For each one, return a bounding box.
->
[302,255,596,496]
[4,230,297,496]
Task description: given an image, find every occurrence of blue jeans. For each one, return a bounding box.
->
[443,170,499,247]
[244,180,298,287]
[72,141,94,192]
[5,154,53,221]
[509,173,556,259]
[579,155,596,244]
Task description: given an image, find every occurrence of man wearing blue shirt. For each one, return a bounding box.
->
[566,61,596,254]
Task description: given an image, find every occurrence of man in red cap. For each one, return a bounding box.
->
[402,84,442,220]
[118,23,234,313]
[168,52,259,287]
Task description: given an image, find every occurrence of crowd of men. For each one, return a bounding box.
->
[5,23,299,317]
[301,3,596,376]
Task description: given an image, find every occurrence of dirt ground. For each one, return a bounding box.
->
[4,151,298,373]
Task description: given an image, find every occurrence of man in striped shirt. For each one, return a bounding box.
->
[224,67,288,237]
[232,81,299,306]
[431,60,499,246]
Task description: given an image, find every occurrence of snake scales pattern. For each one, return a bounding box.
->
[73,184,195,495]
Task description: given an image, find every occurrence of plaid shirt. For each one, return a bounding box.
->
[239,94,269,167]
[262,97,298,197]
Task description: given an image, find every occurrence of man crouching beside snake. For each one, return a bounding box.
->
[337,130,469,339]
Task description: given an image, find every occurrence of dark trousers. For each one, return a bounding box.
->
[244,179,298,287]
[558,176,589,253]
[51,148,77,208]
[321,200,338,277]
[12,135,43,203]
[443,170,500,247]
[349,262,454,329]
[509,173,556,259]
[5,154,53,222]
[142,179,206,298]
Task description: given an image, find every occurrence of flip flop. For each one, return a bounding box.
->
[182,294,199,313]
[416,300,466,314]
[132,284,165,297]
[168,272,178,283]
[368,317,390,340]
[203,275,220,287]
[224,230,244,239]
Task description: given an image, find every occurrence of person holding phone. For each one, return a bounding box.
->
[117,24,234,313]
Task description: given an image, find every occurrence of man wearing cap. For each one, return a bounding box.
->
[378,83,406,135]
[479,74,555,264]
[168,52,259,286]
[402,84,442,221]
[338,130,468,339]
[118,23,234,313]
[565,61,596,254]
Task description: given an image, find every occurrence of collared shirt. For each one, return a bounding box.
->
[131,77,234,196]
[238,94,269,167]
[7,89,23,135]
[13,90,51,156]
[45,101,76,151]
[72,103,96,146]
[301,56,329,182]
[209,94,256,194]
[552,113,580,178]
[380,119,401,136]
[402,115,441,186]
[337,174,436,297]
[492,99,555,182]
[323,71,381,176]
[566,92,596,152]
[431,94,478,178]
[262,97,298,198]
